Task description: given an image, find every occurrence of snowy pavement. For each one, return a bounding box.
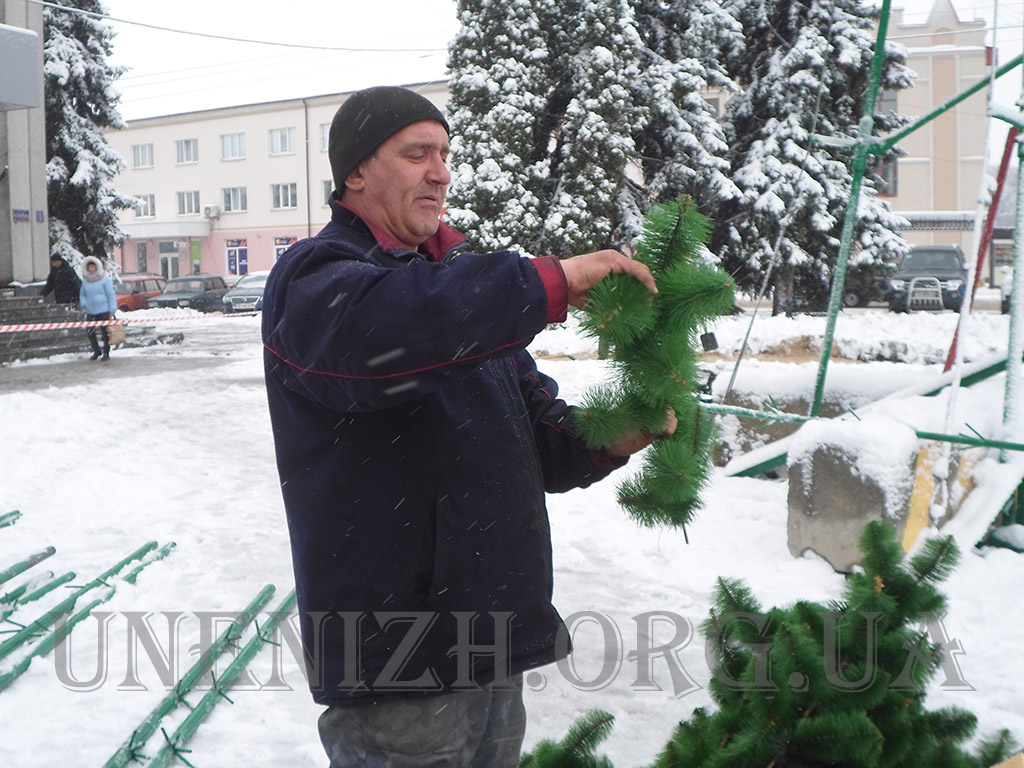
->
[0,307,1022,767]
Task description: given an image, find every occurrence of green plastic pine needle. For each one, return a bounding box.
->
[519,709,615,768]
[633,196,711,272]
[574,196,734,530]
[575,272,658,346]
[909,534,960,585]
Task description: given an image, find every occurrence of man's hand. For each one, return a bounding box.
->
[560,249,657,310]
[604,408,678,458]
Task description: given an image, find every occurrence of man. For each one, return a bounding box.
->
[262,85,674,767]
[40,254,81,304]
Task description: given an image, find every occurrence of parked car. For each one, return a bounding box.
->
[113,273,166,312]
[886,245,967,312]
[999,266,1013,315]
[785,263,887,313]
[148,275,229,312]
[221,270,270,313]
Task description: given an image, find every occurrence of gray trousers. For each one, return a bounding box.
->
[317,676,526,768]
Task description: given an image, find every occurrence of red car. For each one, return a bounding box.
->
[114,274,166,312]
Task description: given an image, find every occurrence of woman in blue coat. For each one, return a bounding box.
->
[79,255,116,360]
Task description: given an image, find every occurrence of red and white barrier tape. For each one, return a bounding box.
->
[0,312,259,334]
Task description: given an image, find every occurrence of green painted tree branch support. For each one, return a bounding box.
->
[1,571,76,623]
[0,594,109,692]
[0,511,21,529]
[124,541,177,584]
[147,589,298,768]
[104,584,277,768]
[809,4,1024,419]
[0,541,157,663]
[0,542,171,692]
[0,546,56,588]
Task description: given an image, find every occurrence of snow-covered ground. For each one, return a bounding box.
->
[0,301,1022,767]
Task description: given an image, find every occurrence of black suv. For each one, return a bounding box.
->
[886,245,967,312]
[149,275,229,312]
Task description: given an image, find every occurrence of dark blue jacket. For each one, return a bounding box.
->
[262,201,622,705]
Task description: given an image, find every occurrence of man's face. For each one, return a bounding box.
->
[345,120,451,250]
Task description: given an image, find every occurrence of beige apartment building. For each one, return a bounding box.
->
[103,0,1003,282]
[886,0,993,256]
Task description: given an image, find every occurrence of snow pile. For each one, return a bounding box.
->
[788,416,919,518]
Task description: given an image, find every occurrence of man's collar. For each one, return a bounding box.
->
[335,200,466,262]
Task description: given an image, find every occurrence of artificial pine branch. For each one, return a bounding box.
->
[519,709,616,768]
[575,195,735,529]
[541,521,1017,768]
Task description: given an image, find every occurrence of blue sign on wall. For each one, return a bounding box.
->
[12,209,30,222]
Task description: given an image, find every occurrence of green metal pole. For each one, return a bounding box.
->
[0,595,109,691]
[124,541,177,584]
[810,0,893,418]
[0,546,56,588]
[104,585,277,768]
[1,571,76,623]
[0,541,156,661]
[148,590,298,768]
[0,511,21,529]
[878,53,1024,154]
[1004,132,1024,461]
[702,402,813,425]
[915,431,1024,453]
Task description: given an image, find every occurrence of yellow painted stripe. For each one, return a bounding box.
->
[904,442,940,552]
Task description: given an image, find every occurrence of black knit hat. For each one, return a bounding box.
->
[328,86,450,194]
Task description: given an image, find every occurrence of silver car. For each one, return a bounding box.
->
[221,270,271,313]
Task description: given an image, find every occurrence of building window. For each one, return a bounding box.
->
[222,186,247,213]
[876,156,898,197]
[270,127,295,156]
[134,194,156,218]
[271,182,298,209]
[877,89,898,116]
[136,241,148,272]
[132,144,154,169]
[320,123,330,152]
[221,133,245,160]
[322,179,333,206]
[175,138,198,164]
[177,190,201,215]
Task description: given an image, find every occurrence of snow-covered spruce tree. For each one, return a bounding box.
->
[444,0,553,252]
[44,0,134,265]
[530,0,646,256]
[710,0,912,315]
[628,0,741,217]
[521,522,1018,768]
[446,0,734,257]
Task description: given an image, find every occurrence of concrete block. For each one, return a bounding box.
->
[787,418,919,572]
